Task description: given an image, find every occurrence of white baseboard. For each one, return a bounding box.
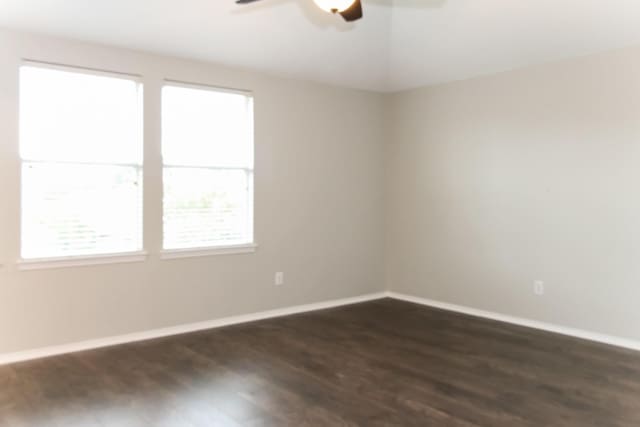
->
[0,292,387,366]
[3,290,639,366]
[387,291,640,352]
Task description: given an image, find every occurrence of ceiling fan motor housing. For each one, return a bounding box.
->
[236,0,363,22]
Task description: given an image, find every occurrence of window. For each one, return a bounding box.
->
[162,83,254,252]
[19,64,144,260]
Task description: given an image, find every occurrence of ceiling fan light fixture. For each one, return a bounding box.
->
[313,0,357,14]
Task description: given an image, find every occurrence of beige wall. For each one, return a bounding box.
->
[386,46,640,341]
[3,27,640,356]
[0,29,386,354]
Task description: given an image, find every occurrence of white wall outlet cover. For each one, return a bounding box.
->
[534,281,545,295]
[275,272,284,286]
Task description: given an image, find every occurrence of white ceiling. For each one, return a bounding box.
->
[1,0,640,92]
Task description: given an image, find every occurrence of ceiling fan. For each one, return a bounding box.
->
[235,0,364,22]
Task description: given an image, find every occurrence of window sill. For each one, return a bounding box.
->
[160,244,258,260]
[17,251,149,271]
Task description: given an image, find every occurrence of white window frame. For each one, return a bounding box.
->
[160,80,256,259]
[17,61,147,270]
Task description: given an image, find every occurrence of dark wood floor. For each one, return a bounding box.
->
[2,298,640,426]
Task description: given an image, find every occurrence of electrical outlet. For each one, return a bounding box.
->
[534,280,545,296]
[275,272,284,286]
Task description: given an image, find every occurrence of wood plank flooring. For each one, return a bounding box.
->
[2,298,640,426]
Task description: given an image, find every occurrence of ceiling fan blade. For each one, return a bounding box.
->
[236,0,263,4]
[339,0,363,22]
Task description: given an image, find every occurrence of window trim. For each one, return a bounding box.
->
[14,64,259,268]
[19,61,146,261]
[160,243,258,260]
[163,78,252,97]
[17,251,149,271]
[22,59,143,83]
[161,82,255,252]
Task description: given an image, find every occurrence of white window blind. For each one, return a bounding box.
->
[162,83,254,250]
[20,64,143,259]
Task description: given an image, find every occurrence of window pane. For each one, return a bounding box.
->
[21,163,143,259]
[162,85,253,168]
[163,168,252,249]
[20,66,143,165]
